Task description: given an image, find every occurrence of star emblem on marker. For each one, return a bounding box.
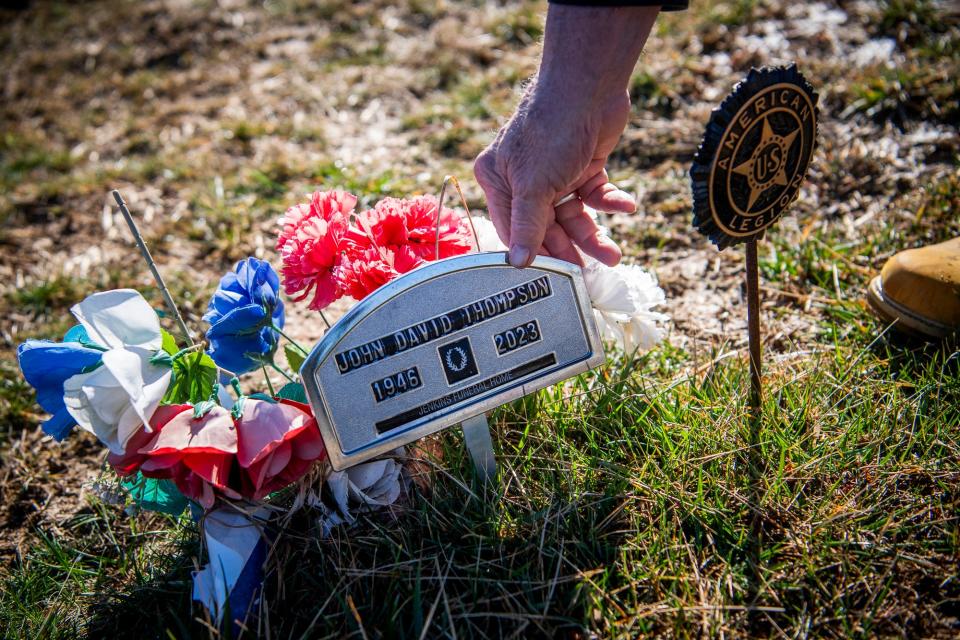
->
[732,117,799,212]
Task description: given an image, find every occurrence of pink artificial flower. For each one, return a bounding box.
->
[275,189,356,311]
[338,244,425,301]
[107,404,186,477]
[137,404,241,509]
[353,195,473,261]
[235,398,326,500]
[128,399,326,509]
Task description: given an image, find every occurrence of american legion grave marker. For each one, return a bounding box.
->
[690,64,819,413]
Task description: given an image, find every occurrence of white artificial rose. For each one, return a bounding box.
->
[583,259,669,353]
[471,216,507,252]
[62,290,172,454]
[316,457,404,535]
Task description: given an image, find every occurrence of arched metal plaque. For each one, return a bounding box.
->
[300,253,605,470]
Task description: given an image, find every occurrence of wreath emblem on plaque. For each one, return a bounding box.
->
[445,345,469,372]
[690,64,819,249]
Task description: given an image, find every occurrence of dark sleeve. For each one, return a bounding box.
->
[549,0,688,12]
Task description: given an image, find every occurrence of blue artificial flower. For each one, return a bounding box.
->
[203,257,285,374]
[17,326,104,440]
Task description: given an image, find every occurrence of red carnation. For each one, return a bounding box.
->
[276,191,475,310]
[339,244,425,301]
[275,189,356,311]
[354,195,473,261]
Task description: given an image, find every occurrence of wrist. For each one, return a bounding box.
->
[531,69,625,118]
[536,5,659,110]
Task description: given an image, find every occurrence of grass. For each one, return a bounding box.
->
[488,5,544,47]
[2,508,198,639]
[1,0,959,637]
[706,0,761,27]
[835,0,960,127]
[630,71,678,118]
[876,0,953,48]
[1,320,957,638]
[5,276,93,319]
[844,65,960,126]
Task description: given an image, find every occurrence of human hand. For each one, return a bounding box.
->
[473,5,659,268]
[474,85,637,267]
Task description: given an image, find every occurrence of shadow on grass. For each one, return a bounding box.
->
[74,469,638,639]
[83,539,203,640]
[253,477,638,638]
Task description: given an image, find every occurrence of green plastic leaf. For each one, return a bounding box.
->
[162,350,217,404]
[63,324,106,350]
[276,382,308,404]
[121,473,188,516]
[192,399,218,417]
[161,329,180,356]
[150,350,174,367]
[284,343,307,375]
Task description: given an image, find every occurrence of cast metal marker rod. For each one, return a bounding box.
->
[112,189,193,342]
[462,413,497,480]
[745,239,762,414]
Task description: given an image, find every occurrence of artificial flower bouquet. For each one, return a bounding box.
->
[16,187,668,625]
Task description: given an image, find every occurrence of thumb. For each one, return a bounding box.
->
[508,193,551,268]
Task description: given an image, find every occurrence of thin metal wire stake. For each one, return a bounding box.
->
[435,175,480,259]
[112,189,192,341]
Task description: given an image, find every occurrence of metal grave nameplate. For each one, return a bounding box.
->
[300,252,605,470]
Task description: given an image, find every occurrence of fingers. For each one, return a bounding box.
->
[542,223,583,265]
[486,192,512,246]
[556,165,630,265]
[474,105,635,269]
[581,182,636,213]
[555,198,622,266]
[508,193,552,267]
[577,168,636,214]
[476,147,556,267]
[474,150,512,245]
